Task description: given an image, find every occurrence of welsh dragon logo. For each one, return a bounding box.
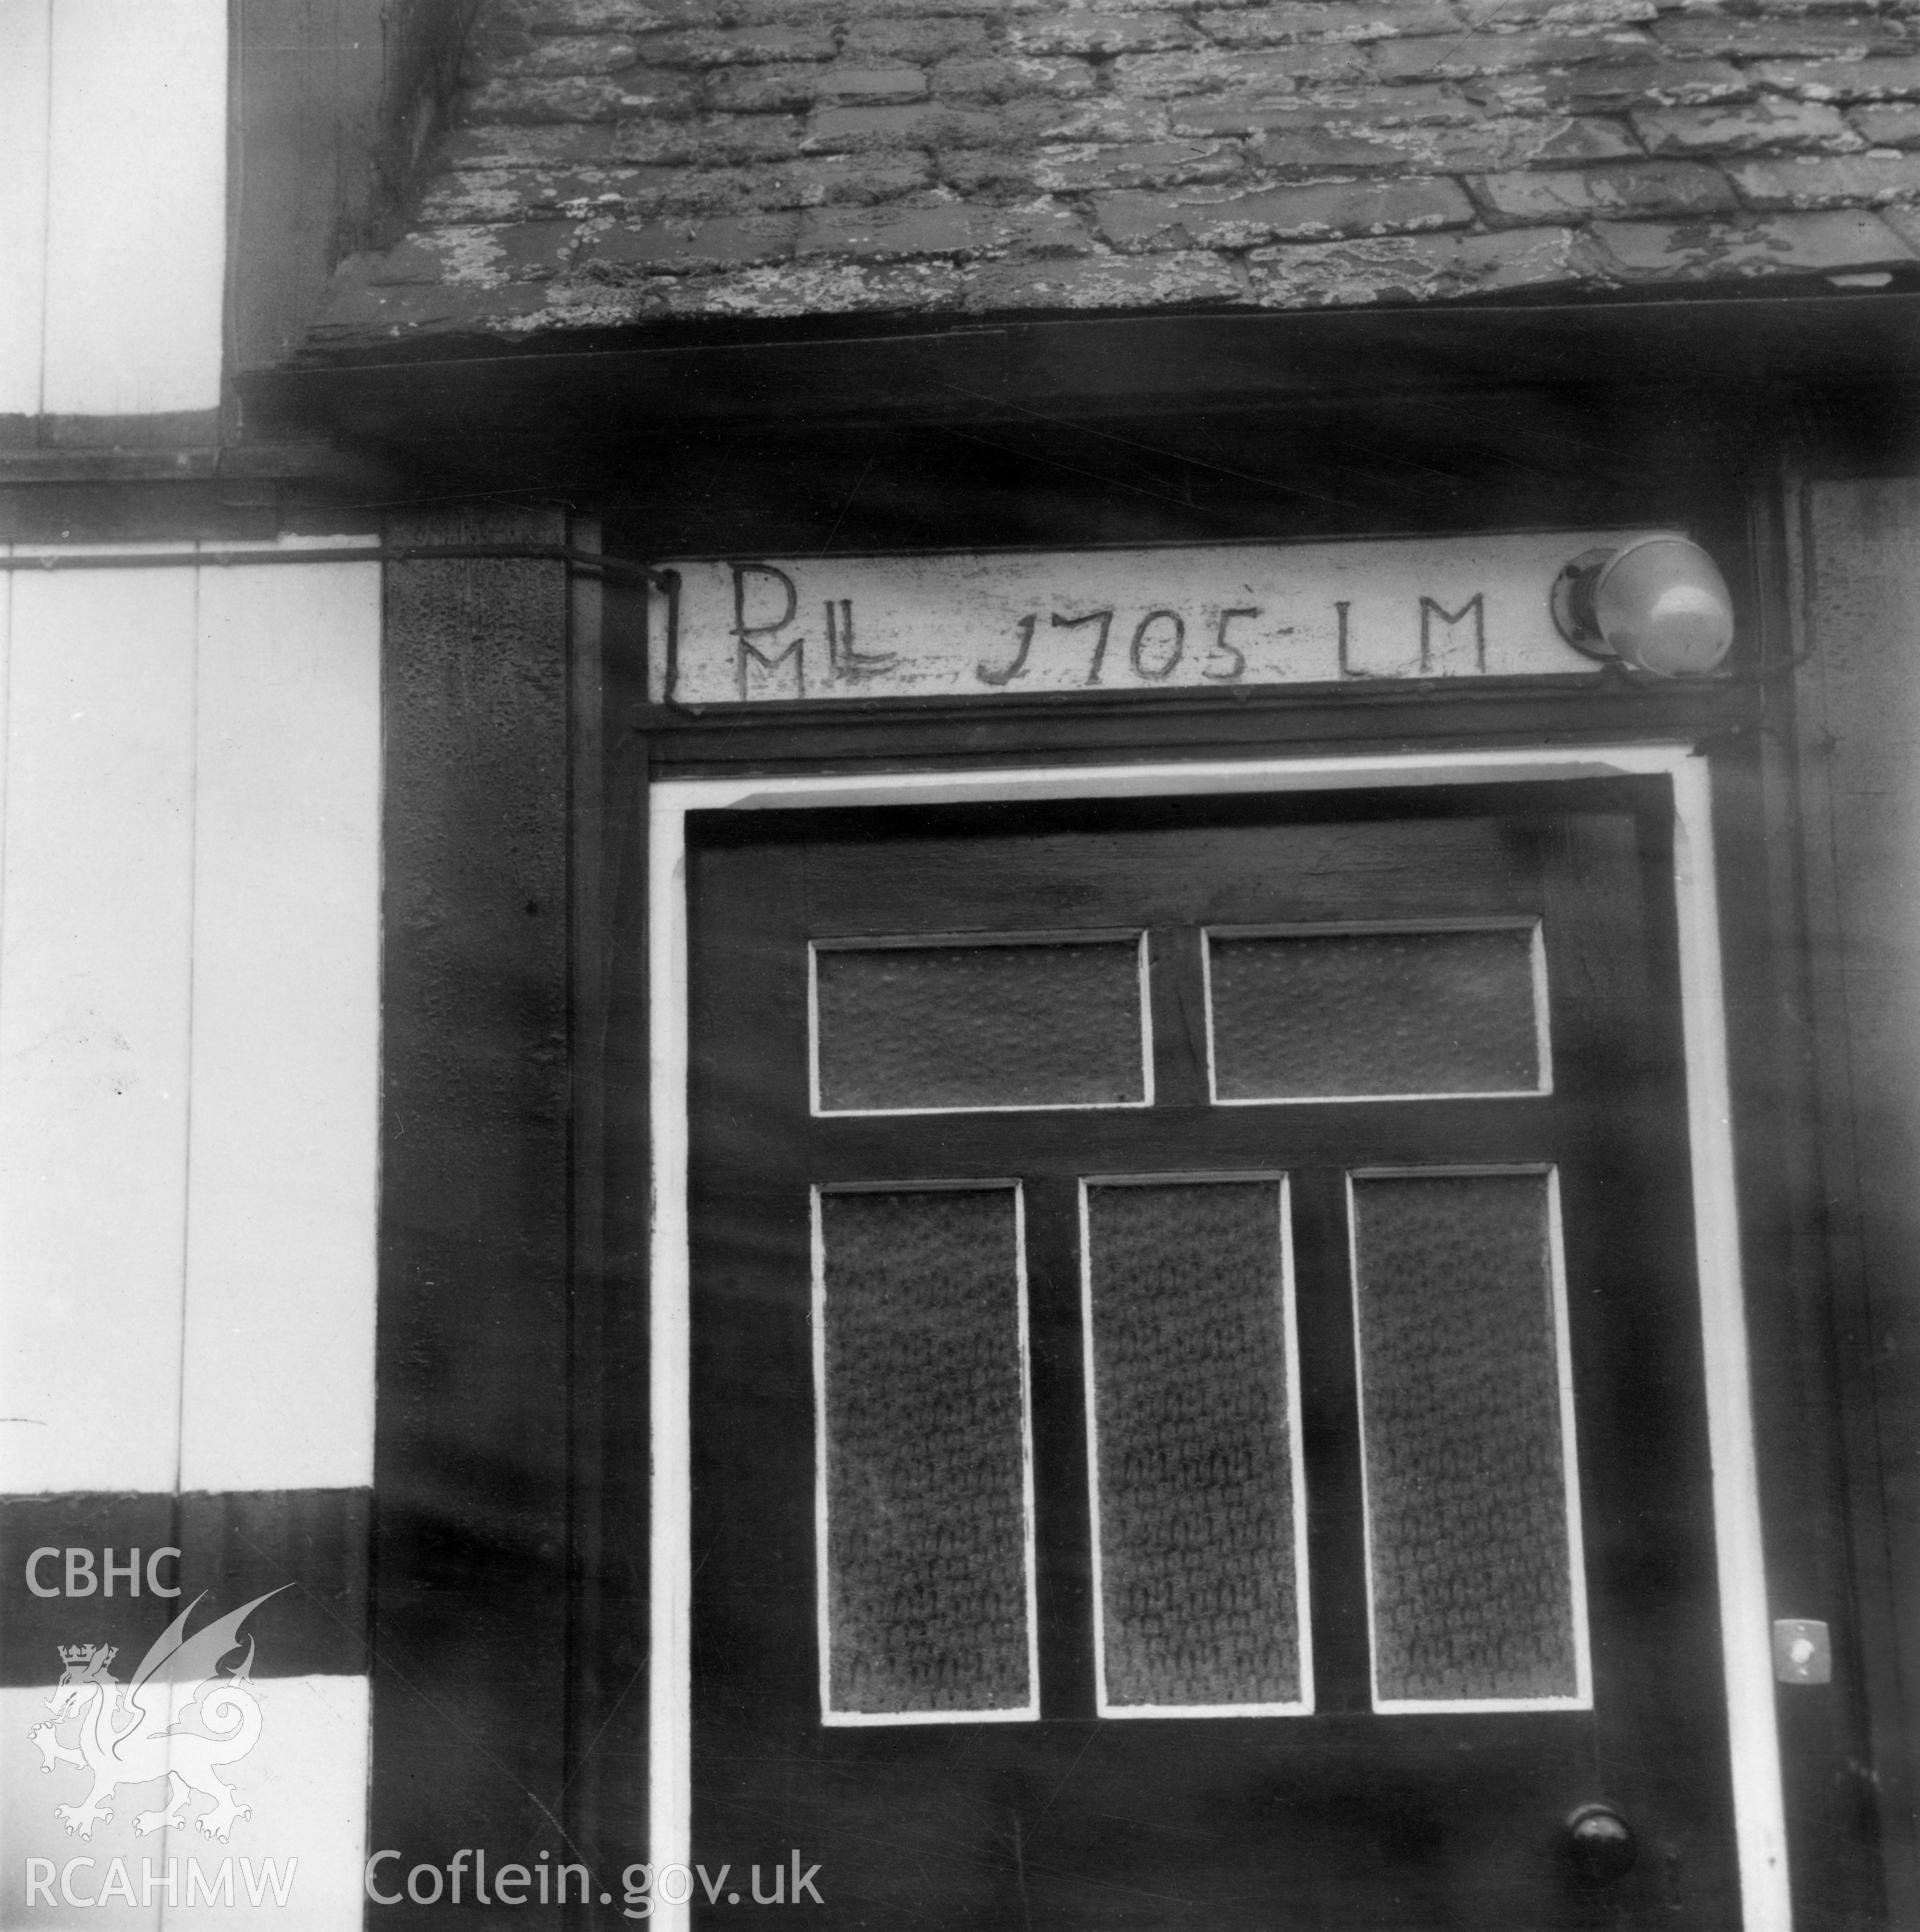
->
[28,1588,284,1843]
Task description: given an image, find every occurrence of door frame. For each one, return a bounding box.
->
[646,742,1787,1932]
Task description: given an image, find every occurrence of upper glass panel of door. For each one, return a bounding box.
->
[810,919,1549,1114]
[811,933,1152,1114]
[1207,920,1550,1103]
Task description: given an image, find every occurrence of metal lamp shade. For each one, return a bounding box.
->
[1586,535,1735,678]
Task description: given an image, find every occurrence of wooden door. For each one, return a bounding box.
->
[684,781,1738,1929]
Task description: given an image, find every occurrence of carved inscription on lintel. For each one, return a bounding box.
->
[649,535,1645,705]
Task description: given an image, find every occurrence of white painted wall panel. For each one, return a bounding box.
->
[2,1673,369,1930]
[0,0,52,415]
[40,0,227,414]
[179,557,381,1493]
[0,546,381,1496]
[1,1661,161,1929]
[168,1673,372,1929]
[0,558,197,1493]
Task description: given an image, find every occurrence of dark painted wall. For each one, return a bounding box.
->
[354,440,1903,1930]
[1799,477,1920,1931]
[374,507,582,1906]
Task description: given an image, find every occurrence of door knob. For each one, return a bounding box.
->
[1565,1803,1637,1883]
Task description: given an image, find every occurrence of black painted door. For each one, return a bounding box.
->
[685,781,1738,1929]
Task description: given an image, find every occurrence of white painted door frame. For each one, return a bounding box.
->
[646,742,1788,1932]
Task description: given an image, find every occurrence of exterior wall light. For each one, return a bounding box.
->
[1550,534,1735,677]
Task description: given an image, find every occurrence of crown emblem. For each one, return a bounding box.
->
[57,1643,113,1668]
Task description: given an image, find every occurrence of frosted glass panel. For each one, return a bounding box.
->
[1084,1180,1308,1714]
[1208,924,1545,1100]
[813,937,1146,1112]
[1351,1170,1587,1709]
[816,1187,1036,1720]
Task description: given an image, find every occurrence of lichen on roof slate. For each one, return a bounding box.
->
[310,0,1920,349]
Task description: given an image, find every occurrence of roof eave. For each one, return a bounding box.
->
[238,283,1920,478]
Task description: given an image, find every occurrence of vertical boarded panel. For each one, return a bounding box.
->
[166,1671,372,1927]
[0,551,377,1932]
[0,0,50,415]
[41,0,226,414]
[177,554,382,1494]
[0,1671,362,1932]
[374,510,574,1859]
[0,563,196,1492]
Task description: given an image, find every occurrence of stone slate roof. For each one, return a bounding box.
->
[308,0,1920,351]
